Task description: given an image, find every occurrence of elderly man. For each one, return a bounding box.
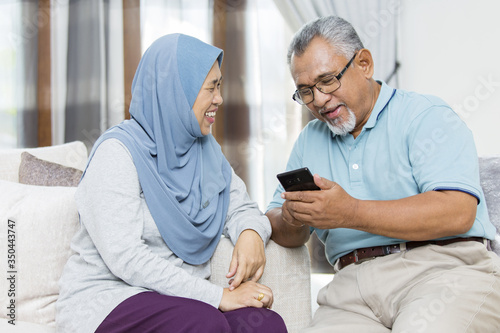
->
[267,15,500,332]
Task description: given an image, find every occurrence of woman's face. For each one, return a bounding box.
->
[193,61,223,136]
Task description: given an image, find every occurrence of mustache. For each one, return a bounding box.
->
[319,103,346,114]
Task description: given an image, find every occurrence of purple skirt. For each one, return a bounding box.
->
[95,291,288,333]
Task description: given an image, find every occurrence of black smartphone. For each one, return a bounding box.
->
[277,167,320,192]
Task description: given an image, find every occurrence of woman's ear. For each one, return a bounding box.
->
[355,48,374,79]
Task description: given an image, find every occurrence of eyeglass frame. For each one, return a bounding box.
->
[292,51,358,105]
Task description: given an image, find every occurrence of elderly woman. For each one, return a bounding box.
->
[56,34,287,333]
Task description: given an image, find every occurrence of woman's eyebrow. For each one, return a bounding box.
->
[213,76,223,84]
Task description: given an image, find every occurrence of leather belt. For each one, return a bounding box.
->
[337,237,488,270]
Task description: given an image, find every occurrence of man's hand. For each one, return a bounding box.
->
[226,229,265,291]
[281,174,357,230]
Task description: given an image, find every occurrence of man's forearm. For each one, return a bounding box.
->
[347,190,477,241]
[281,175,478,242]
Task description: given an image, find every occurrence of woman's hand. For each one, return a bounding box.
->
[219,281,273,312]
[226,229,265,290]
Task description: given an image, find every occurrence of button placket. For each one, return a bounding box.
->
[349,143,363,184]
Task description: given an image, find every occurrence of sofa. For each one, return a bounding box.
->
[478,156,500,255]
[0,141,312,333]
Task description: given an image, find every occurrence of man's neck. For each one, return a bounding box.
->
[350,80,381,139]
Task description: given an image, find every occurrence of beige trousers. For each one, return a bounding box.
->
[304,241,500,333]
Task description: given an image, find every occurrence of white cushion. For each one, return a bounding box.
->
[0,141,88,182]
[0,181,79,327]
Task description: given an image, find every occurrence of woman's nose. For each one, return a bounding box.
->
[214,92,223,106]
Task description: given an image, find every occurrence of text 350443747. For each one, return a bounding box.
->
[6,219,16,325]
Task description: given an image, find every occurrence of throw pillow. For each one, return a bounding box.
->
[479,156,500,255]
[0,141,88,183]
[0,180,79,326]
[19,152,83,187]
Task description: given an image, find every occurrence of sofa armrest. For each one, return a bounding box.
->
[210,237,312,333]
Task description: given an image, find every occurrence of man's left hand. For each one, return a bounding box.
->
[281,174,358,230]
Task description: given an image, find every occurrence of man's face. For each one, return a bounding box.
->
[290,37,372,137]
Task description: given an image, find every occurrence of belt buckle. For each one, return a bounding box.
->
[354,249,376,265]
[353,249,369,266]
[382,245,392,255]
[383,243,406,255]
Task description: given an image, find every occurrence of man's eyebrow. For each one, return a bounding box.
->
[296,72,335,89]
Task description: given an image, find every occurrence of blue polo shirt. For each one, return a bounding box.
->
[267,81,495,264]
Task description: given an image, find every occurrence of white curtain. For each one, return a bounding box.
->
[56,0,125,149]
[0,2,21,148]
[51,0,70,146]
[140,0,212,52]
[0,1,38,148]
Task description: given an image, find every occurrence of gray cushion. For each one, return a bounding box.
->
[19,152,83,187]
[479,156,500,255]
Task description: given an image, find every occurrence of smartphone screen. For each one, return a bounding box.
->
[277,167,320,192]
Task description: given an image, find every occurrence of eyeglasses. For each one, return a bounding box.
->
[292,52,358,105]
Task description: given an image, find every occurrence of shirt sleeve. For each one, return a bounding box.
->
[223,169,272,245]
[76,139,223,308]
[406,100,483,202]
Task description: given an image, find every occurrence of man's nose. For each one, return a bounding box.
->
[312,86,331,108]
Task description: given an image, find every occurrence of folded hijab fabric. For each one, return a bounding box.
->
[84,34,232,265]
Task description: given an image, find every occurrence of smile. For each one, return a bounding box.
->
[320,104,343,120]
[205,110,216,118]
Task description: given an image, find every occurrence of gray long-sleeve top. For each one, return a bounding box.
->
[55,139,271,333]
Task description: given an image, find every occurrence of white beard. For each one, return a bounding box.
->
[325,107,356,136]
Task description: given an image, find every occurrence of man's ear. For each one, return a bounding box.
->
[355,48,374,79]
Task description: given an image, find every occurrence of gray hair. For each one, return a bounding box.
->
[287,16,364,65]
